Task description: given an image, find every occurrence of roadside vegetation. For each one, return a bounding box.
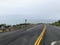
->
[0,23,34,32]
[52,20,60,26]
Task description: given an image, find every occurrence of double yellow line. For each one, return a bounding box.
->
[34,25,46,45]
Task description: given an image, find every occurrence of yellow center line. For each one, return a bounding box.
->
[34,25,46,45]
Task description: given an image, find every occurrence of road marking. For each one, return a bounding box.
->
[34,25,46,45]
[51,41,57,45]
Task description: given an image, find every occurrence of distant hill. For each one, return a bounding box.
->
[52,20,60,26]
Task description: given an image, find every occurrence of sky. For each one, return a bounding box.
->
[0,0,60,25]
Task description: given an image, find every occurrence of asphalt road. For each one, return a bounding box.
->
[42,25,60,45]
[0,24,44,45]
[0,24,60,45]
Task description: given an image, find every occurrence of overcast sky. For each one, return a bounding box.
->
[0,0,60,25]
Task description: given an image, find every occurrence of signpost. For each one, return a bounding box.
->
[25,19,27,23]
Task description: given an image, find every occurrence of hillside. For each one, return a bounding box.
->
[52,20,60,26]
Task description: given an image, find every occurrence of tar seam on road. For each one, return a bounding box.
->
[34,25,46,45]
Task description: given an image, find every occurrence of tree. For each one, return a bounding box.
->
[13,25,16,27]
[6,25,11,28]
[58,20,60,22]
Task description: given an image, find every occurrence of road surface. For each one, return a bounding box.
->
[0,24,60,45]
[41,25,60,45]
[0,24,44,45]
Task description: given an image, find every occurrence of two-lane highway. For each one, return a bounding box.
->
[0,24,60,45]
[0,24,44,45]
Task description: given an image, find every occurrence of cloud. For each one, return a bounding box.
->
[0,0,60,20]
